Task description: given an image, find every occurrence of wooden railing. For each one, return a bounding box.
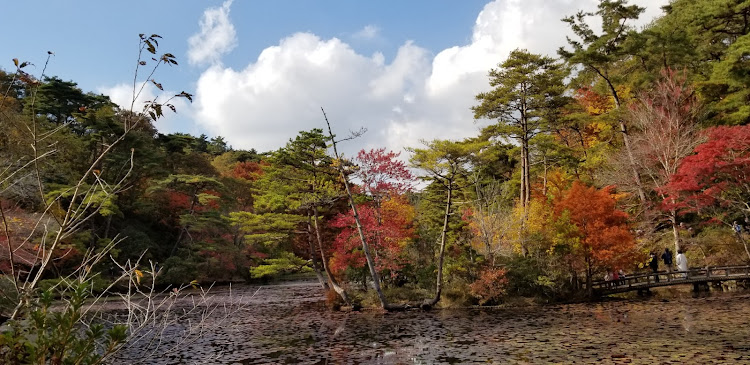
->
[591,265,750,293]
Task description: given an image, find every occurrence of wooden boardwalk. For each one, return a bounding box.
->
[592,265,750,296]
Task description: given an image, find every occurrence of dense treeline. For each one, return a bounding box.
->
[2,0,750,313]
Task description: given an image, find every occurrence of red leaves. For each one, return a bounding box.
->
[165,191,191,211]
[664,125,750,218]
[327,148,416,277]
[469,267,509,305]
[232,161,266,181]
[574,87,613,116]
[329,195,414,277]
[356,148,414,197]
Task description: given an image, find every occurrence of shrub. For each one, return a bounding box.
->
[469,267,509,305]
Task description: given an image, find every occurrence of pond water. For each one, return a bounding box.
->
[128,281,750,364]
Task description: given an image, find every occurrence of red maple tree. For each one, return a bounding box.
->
[329,194,414,278]
[663,125,750,222]
[356,148,413,198]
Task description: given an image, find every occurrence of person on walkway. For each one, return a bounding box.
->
[676,249,688,278]
[649,252,659,282]
[612,270,620,287]
[604,271,612,288]
[618,269,627,286]
[661,248,673,273]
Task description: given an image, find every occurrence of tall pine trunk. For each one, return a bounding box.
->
[425,180,453,308]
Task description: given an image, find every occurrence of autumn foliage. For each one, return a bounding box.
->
[329,194,415,277]
[469,267,509,305]
[356,148,413,196]
[554,181,637,277]
[664,125,750,221]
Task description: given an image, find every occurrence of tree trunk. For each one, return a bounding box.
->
[620,121,647,204]
[585,253,593,298]
[519,115,530,257]
[474,181,494,266]
[670,211,681,253]
[312,206,350,305]
[103,214,112,240]
[307,210,329,290]
[733,226,750,262]
[425,180,453,308]
[169,189,198,257]
[602,73,647,205]
[519,141,526,207]
[542,155,548,197]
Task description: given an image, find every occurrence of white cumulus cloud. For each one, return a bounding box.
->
[188,0,237,66]
[192,0,670,157]
[353,25,381,41]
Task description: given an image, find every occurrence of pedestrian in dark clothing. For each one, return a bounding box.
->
[661,248,673,273]
[649,253,659,282]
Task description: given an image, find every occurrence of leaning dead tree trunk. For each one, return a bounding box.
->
[312,206,351,305]
[306,210,329,290]
[322,108,406,311]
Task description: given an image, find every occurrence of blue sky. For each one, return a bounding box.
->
[1,0,668,155]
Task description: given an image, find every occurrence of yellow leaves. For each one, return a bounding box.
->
[582,121,612,149]
[609,190,630,202]
[576,87,615,116]
[331,158,342,169]
[134,269,143,285]
[381,195,415,223]
[380,194,416,247]
[505,199,553,255]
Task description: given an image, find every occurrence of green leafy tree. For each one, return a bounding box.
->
[473,49,567,211]
[559,0,648,203]
[409,138,483,307]
[268,129,354,302]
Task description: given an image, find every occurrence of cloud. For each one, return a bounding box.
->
[353,25,381,41]
[192,0,670,157]
[187,0,237,66]
[194,33,433,155]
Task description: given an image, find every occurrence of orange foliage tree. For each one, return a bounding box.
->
[553,181,637,294]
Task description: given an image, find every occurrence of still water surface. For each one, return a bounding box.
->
[140,281,750,364]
